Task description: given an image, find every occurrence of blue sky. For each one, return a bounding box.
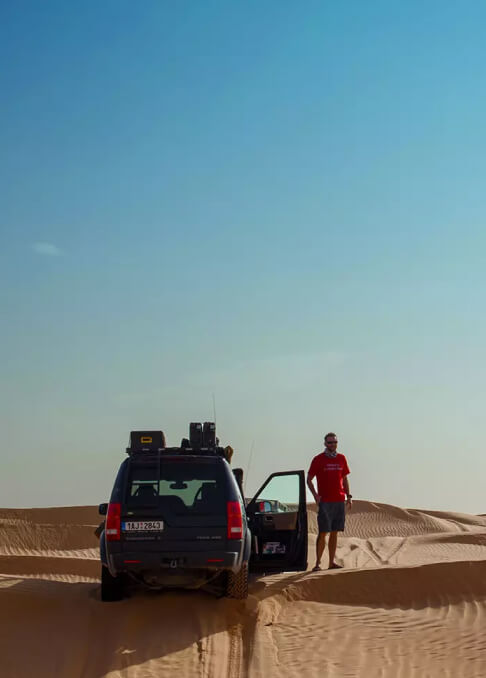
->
[1,1,486,511]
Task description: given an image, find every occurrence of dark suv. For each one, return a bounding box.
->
[99,427,307,601]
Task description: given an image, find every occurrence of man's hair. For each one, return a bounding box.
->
[324,432,337,441]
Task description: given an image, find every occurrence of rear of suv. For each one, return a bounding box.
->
[99,427,307,601]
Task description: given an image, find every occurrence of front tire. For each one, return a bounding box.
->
[101,565,124,602]
[226,562,249,599]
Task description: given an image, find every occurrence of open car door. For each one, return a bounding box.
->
[246,470,307,573]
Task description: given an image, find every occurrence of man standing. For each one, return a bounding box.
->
[307,432,352,571]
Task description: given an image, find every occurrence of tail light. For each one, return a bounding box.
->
[227,501,243,540]
[106,502,121,541]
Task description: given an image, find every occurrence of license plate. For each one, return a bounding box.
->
[122,520,164,532]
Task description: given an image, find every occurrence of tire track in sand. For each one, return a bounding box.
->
[227,623,243,678]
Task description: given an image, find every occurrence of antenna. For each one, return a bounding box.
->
[212,392,217,425]
[244,440,255,495]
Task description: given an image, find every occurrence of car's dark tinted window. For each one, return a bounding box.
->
[126,460,226,515]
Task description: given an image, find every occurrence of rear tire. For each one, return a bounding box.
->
[101,565,124,602]
[226,562,249,599]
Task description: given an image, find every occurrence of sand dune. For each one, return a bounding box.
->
[1,502,486,677]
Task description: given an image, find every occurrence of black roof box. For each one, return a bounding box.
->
[127,431,166,453]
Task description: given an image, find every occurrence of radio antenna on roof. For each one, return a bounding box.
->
[212,392,217,426]
[244,440,255,495]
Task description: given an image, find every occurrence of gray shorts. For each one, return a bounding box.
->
[318,501,346,533]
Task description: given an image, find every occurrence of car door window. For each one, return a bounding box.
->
[255,474,299,514]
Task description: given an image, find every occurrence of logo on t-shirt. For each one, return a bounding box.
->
[323,462,343,472]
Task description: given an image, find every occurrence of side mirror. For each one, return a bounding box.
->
[98,503,108,516]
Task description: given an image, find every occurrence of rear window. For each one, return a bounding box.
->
[126,459,226,515]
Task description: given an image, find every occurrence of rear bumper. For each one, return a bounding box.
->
[107,548,242,576]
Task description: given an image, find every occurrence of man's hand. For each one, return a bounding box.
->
[315,495,321,508]
[346,498,353,510]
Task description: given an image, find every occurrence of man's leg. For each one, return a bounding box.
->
[328,531,338,568]
[315,532,327,569]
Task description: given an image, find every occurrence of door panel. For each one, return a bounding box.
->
[247,471,307,573]
[260,512,298,530]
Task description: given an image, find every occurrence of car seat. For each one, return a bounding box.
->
[134,484,158,500]
[195,482,220,510]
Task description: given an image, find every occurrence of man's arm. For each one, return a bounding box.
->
[343,476,352,507]
[307,474,320,506]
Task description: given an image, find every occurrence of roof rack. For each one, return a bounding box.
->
[125,424,233,462]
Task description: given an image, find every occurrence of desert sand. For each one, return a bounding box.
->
[1,501,486,677]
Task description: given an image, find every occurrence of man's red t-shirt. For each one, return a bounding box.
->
[308,452,350,502]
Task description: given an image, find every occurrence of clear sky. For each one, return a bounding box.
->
[2,1,486,512]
